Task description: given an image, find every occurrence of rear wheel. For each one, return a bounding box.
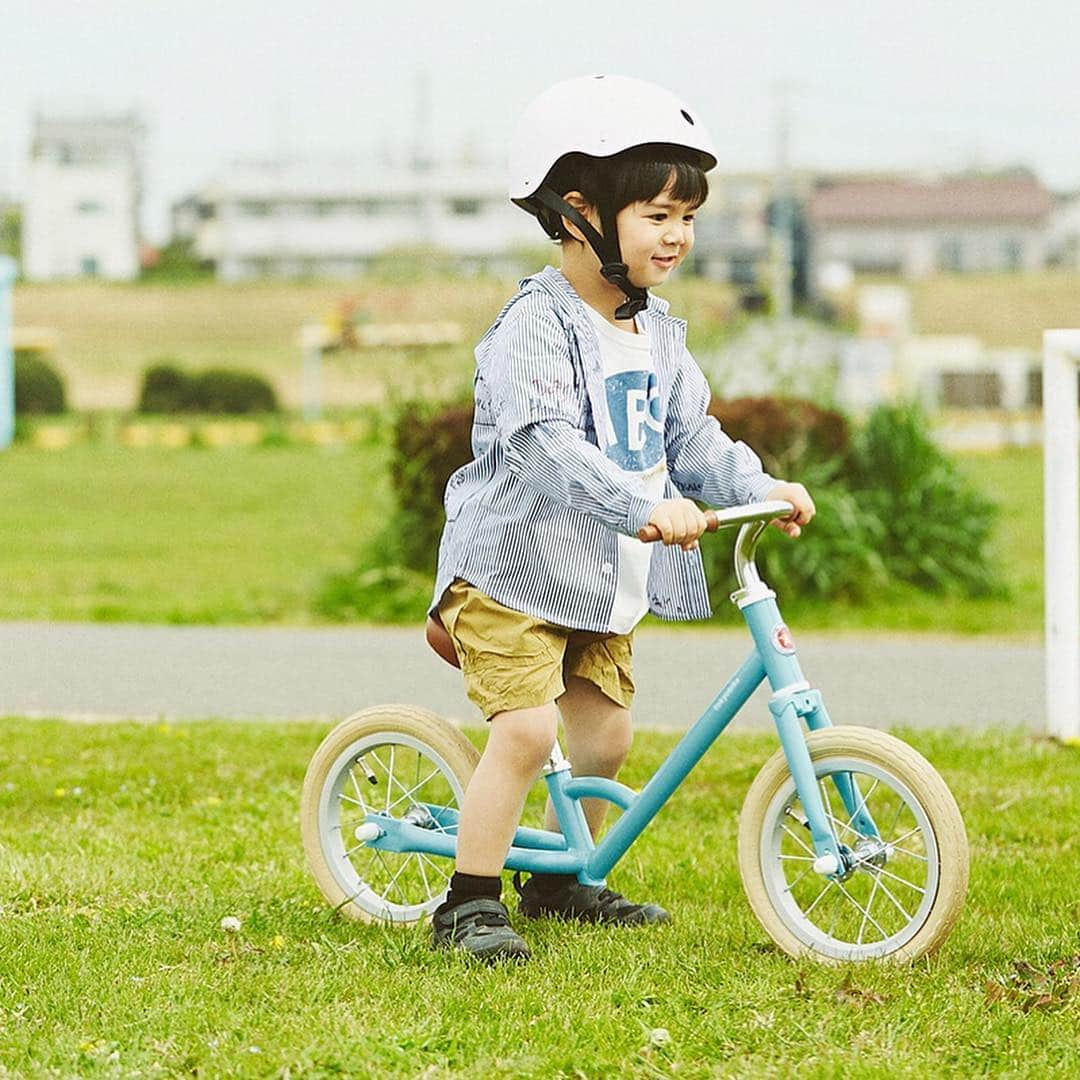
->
[301,705,479,925]
[738,726,968,962]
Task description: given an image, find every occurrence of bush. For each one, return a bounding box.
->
[323,395,1001,624]
[699,402,1001,612]
[844,404,999,596]
[389,400,474,572]
[14,351,66,414]
[136,362,279,414]
[189,368,278,414]
[138,361,189,413]
[708,396,849,478]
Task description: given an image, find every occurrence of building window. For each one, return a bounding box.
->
[449,198,482,216]
[80,256,99,276]
[937,238,963,272]
[77,200,105,214]
[1001,237,1023,271]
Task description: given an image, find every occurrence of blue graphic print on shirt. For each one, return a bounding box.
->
[605,370,664,472]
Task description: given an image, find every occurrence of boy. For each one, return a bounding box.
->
[429,75,814,961]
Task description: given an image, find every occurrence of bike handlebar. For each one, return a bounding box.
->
[635,500,795,544]
[636,499,796,591]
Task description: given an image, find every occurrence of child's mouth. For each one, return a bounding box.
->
[651,255,677,268]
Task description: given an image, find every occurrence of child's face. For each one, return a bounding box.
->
[614,181,699,289]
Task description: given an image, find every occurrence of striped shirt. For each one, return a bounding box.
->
[430,266,777,632]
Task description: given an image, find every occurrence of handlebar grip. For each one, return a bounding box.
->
[636,500,796,544]
[637,509,720,544]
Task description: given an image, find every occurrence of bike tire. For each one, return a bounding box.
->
[301,704,479,925]
[737,726,968,962]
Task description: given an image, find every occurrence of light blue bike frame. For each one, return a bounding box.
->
[363,508,879,885]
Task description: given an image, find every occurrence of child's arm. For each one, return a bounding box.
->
[485,299,661,537]
[664,349,815,532]
[664,347,779,507]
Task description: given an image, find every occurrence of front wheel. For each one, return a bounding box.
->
[300,705,480,925]
[738,726,968,962]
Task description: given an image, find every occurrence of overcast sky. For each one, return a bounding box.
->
[4,0,1079,242]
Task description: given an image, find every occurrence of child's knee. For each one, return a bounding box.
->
[488,703,559,773]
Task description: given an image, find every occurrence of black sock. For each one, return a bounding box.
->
[445,871,501,907]
[529,872,576,895]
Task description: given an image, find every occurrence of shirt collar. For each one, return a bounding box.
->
[522,266,684,336]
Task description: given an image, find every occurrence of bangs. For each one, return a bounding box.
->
[612,147,709,210]
[536,144,710,240]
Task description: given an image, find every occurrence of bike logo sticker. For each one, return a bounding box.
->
[771,624,796,654]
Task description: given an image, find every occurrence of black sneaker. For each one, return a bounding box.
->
[431,897,531,962]
[513,872,670,925]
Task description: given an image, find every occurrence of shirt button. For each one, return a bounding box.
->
[601,562,614,575]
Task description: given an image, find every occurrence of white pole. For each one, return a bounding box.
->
[0,255,15,450]
[1042,329,1080,741]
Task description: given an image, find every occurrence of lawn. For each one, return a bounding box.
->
[0,442,387,624]
[0,439,1048,635]
[0,720,1076,1077]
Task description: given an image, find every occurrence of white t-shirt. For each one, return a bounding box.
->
[585,306,668,634]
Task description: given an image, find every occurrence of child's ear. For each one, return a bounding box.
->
[560,191,597,243]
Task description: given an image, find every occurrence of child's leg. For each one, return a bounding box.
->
[455,703,559,875]
[545,675,632,837]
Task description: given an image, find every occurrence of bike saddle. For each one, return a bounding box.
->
[425,615,460,669]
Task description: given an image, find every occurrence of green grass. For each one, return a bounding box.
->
[0,442,387,624]
[0,720,1076,1077]
[0,441,1047,633]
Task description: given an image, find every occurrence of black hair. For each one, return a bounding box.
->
[536,143,709,242]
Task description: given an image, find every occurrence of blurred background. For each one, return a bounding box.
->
[2,0,1077,638]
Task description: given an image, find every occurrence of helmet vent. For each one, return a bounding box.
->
[681,109,695,125]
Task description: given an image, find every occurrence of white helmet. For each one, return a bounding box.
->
[508,74,717,319]
[509,74,717,206]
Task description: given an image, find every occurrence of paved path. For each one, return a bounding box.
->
[0,621,1043,731]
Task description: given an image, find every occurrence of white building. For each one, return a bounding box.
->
[1048,190,1080,270]
[23,114,144,281]
[175,159,545,281]
[807,172,1053,283]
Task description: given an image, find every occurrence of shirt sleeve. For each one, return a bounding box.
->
[484,298,660,536]
[664,346,778,507]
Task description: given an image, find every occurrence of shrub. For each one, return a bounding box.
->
[323,395,1001,624]
[136,362,279,414]
[189,368,278,414]
[14,351,66,414]
[844,404,999,596]
[138,361,190,413]
[389,400,474,572]
[708,396,849,478]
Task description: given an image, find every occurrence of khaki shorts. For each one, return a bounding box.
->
[437,578,635,720]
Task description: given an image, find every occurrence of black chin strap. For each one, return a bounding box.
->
[532,186,649,320]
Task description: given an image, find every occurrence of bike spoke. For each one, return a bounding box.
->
[386,768,442,815]
[415,851,433,899]
[783,865,815,893]
[418,852,451,887]
[890,845,928,862]
[845,777,879,832]
[804,878,836,916]
[349,771,370,814]
[856,875,884,946]
[868,868,920,911]
[874,864,926,897]
[781,823,815,857]
[835,880,889,941]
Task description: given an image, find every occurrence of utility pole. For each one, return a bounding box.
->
[771,82,794,323]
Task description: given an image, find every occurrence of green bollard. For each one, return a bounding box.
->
[0,255,15,450]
